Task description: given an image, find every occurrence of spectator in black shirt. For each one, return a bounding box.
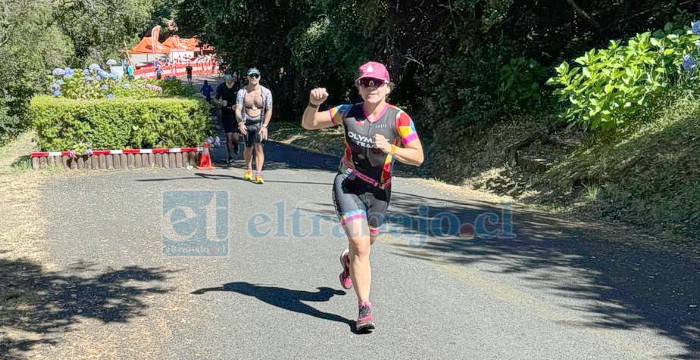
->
[186,62,193,83]
[216,74,241,162]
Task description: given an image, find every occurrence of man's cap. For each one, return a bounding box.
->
[224,74,232,80]
[356,61,390,82]
[247,68,260,76]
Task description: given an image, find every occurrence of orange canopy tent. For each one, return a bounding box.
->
[162,36,189,52]
[130,36,169,54]
[184,37,200,51]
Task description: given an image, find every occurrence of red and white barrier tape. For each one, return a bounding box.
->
[31,147,202,158]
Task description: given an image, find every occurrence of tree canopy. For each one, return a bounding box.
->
[178,0,695,132]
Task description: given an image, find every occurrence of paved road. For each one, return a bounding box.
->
[25,136,699,359]
[8,75,696,359]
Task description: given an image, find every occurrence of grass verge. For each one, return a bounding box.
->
[0,131,55,358]
[269,122,344,157]
[460,106,699,252]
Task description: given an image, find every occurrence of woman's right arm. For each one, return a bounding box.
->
[301,88,335,130]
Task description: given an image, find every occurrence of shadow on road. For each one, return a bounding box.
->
[380,193,700,359]
[191,282,357,331]
[207,139,340,173]
[0,255,174,360]
[134,173,249,182]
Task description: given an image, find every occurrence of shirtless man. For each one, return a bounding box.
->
[235,68,273,184]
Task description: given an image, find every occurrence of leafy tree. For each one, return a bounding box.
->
[0,0,73,144]
[53,0,157,66]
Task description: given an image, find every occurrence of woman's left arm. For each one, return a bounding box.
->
[390,140,424,167]
[378,111,424,166]
[373,134,424,167]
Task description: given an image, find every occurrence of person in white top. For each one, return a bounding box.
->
[235,68,273,184]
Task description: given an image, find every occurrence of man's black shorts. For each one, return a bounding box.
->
[221,108,236,133]
[243,124,265,147]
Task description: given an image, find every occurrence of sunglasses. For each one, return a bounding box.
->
[357,78,387,88]
[248,74,260,78]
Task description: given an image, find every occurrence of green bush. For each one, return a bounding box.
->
[30,96,210,151]
[158,79,198,98]
[547,22,699,130]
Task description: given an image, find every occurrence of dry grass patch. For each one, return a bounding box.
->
[269,122,344,157]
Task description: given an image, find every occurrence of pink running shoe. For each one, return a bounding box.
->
[356,301,375,333]
[339,249,352,289]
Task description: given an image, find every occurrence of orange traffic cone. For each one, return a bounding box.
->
[196,142,216,170]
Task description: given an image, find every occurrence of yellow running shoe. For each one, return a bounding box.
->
[244,170,253,181]
[254,173,264,184]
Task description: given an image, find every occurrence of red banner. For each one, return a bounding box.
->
[133,61,219,79]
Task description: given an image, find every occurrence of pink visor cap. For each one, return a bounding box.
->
[356,61,390,83]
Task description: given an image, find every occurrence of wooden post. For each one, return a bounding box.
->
[148,153,155,167]
[127,153,135,169]
[155,153,162,168]
[120,154,128,169]
[134,154,142,168]
[113,154,121,169]
[106,155,113,169]
[168,153,176,169]
[61,156,69,168]
[99,155,107,169]
[176,153,183,168]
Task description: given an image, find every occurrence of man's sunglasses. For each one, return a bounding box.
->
[357,78,387,88]
[248,74,260,78]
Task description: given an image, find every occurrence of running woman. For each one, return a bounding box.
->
[301,61,424,332]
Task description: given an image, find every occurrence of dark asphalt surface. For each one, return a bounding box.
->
[29,76,700,359]
[35,142,699,359]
